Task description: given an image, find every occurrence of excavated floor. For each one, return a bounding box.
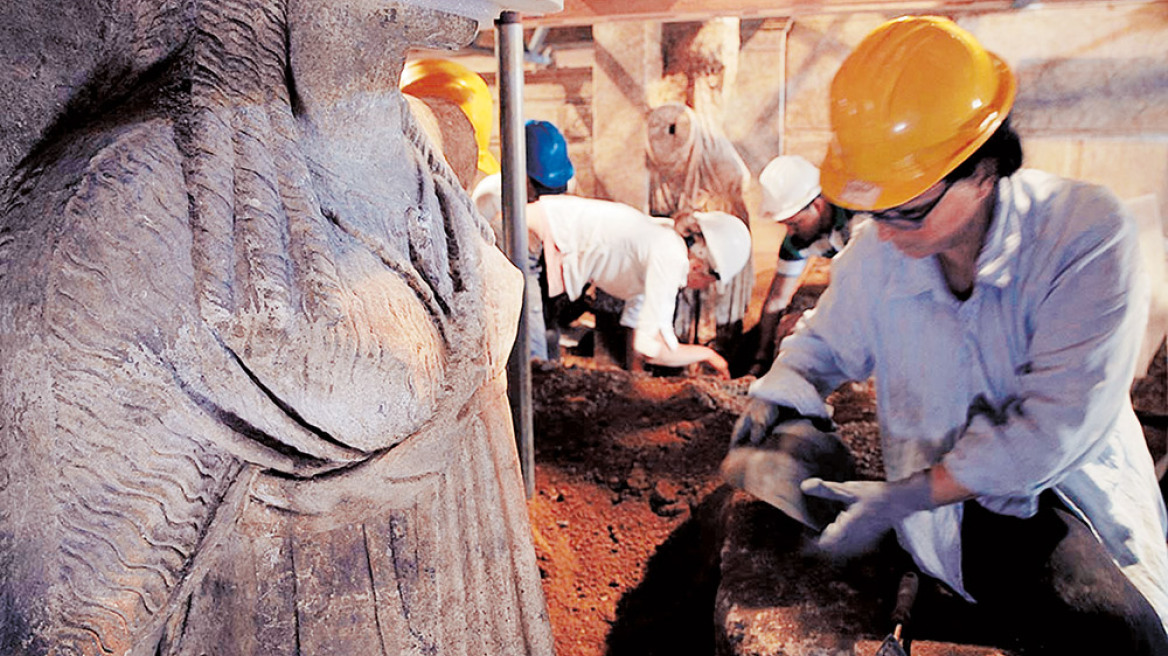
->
[529,256,1167,656]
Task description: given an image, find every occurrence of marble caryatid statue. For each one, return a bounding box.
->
[0,0,556,653]
[646,102,752,360]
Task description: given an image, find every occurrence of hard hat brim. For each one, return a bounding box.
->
[765,186,821,223]
[478,148,500,176]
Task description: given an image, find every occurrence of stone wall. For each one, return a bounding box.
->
[430,2,1168,232]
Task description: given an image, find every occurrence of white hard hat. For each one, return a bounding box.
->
[695,211,751,281]
[758,155,821,222]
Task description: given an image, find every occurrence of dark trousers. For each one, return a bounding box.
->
[956,491,1168,654]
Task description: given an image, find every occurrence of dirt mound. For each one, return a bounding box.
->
[529,362,747,656]
[528,360,887,656]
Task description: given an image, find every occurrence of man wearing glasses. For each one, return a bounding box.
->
[729,16,1168,652]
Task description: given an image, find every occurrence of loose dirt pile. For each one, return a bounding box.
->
[528,359,887,656]
[528,363,748,656]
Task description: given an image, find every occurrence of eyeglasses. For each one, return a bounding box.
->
[860,179,955,230]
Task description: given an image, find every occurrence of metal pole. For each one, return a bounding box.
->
[496,10,535,498]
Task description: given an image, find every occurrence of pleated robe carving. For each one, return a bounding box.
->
[0,1,553,653]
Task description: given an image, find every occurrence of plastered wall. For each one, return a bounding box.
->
[761,3,1168,231]
[458,2,1168,230]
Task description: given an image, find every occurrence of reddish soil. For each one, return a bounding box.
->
[528,362,749,656]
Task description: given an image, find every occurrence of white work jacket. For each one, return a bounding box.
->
[537,195,689,358]
[751,169,1168,630]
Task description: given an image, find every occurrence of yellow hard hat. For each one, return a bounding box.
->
[820,16,1016,211]
[401,59,500,176]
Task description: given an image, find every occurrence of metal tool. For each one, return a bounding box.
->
[875,571,919,656]
[719,419,855,530]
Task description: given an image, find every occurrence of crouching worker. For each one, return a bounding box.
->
[520,123,751,375]
[527,195,751,377]
[724,16,1168,654]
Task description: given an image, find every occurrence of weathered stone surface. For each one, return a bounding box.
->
[658,19,740,125]
[715,492,883,656]
[726,18,788,174]
[406,94,480,190]
[971,5,1168,135]
[853,639,1011,656]
[0,0,553,653]
[0,1,171,184]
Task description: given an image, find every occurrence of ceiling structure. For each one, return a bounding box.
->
[519,0,1142,25]
[413,0,1163,71]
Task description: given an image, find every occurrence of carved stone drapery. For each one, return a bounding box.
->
[0,1,553,653]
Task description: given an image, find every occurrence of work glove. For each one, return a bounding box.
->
[730,399,782,447]
[729,400,835,449]
[720,418,856,530]
[801,471,934,558]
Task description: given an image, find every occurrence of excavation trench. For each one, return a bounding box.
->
[529,341,1167,656]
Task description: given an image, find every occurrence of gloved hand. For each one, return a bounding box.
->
[729,399,783,447]
[730,401,835,448]
[800,471,934,558]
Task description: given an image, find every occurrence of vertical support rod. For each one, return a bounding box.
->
[497,10,534,498]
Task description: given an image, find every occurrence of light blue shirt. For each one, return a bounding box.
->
[751,169,1168,628]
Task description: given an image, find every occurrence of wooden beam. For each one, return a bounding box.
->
[519,0,1138,26]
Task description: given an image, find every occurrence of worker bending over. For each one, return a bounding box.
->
[502,120,751,375]
[731,16,1168,653]
[749,155,853,375]
[475,120,752,372]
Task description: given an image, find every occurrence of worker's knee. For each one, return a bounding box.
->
[960,493,1168,654]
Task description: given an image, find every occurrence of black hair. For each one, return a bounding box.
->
[944,116,1023,183]
[529,177,567,200]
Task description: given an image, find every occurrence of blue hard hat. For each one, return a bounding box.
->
[525,120,574,191]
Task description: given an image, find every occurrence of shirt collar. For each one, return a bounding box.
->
[886,247,947,301]
[974,177,1023,290]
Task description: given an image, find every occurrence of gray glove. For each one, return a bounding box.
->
[801,471,934,558]
[722,416,856,530]
[730,400,836,448]
[729,399,782,447]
